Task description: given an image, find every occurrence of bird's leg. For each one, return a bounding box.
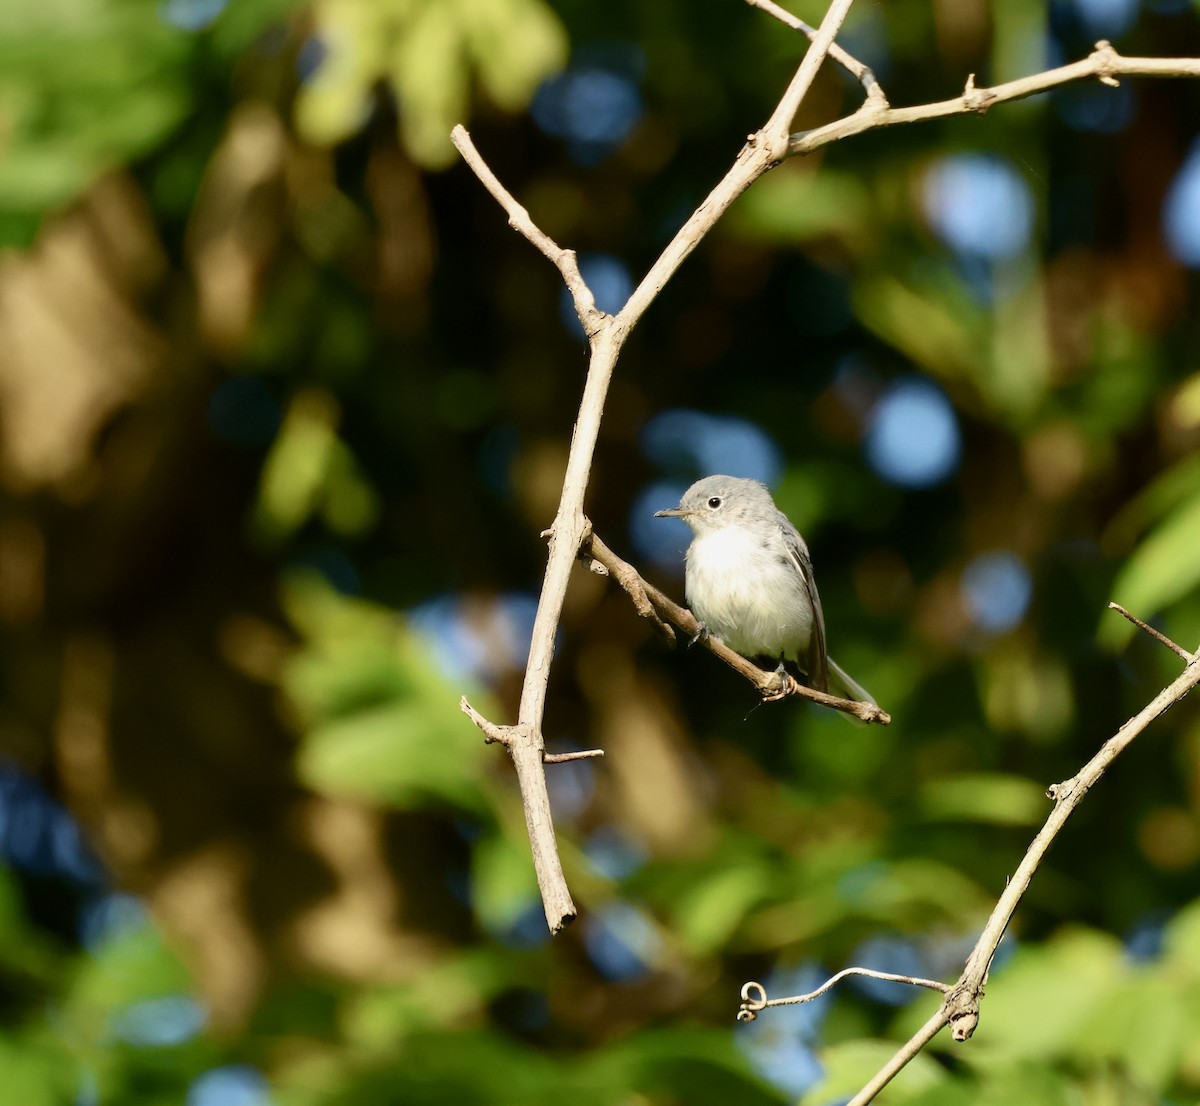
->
[689,622,710,648]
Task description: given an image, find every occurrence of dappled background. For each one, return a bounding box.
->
[3,0,1200,1102]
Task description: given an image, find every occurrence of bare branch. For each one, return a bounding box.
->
[453,0,1200,935]
[460,697,577,931]
[791,41,1200,155]
[761,0,857,155]
[849,1008,955,1106]
[1108,602,1195,661]
[451,0,858,931]
[745,0,886,105]
[584,532,891,725]
[450,125,605,337]
[582,530,676,643]
[816,610,1200,1105]
[736,606,1200,1103]
[544,749,605,763]
[738,970,950,1023]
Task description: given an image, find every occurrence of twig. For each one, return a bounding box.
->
[544,749,605,763]
[1109,602,1195,661]
[585,531,890,725]
[450,127,604,337]
[737,970,950,1023]
[745,0,885,104]
[460,697,578,931]
[791,41,1200,156]
[760,0,858,162]
[580,530,676,643]
[818,610,1200,1106]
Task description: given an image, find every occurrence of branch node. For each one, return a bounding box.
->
[962,72,993,112]
[1047,775,1081,803]
[944,982,981,1042]
[950,1008,979,1042]
[460,696,515,747]
[1092,39,1122,86]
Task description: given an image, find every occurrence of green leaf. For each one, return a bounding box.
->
[599,1027,785,1106]
[0,0,193,217]
[0,1034,77,1106]
[731,166,869,242]
[285,577,491,810]
[1074,972,1184,1092]
[64,922,193,1038]
[971,1063,1075,1106]
[918,773,1049,827]
[297,697,487,809]
[252,389,341,548]
[672,859,773,953]
[471,830,540,932]
[297,0,566,165]
[1164,897,1200,972]
[463,0,568,112]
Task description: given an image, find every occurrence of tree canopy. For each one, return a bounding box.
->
[2,0,1200,1103]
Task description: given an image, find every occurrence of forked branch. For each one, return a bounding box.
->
[739,606,1200,1105]
[456,0,858,931]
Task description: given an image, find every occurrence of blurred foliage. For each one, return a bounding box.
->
[1,0,1200,1104]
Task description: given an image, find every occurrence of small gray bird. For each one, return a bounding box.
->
[655,474,873,703]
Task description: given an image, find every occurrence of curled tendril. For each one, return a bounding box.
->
[737,981,768,1022]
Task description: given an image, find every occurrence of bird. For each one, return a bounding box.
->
[655,474,873,704]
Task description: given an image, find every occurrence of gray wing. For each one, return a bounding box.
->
[780,517,829,693]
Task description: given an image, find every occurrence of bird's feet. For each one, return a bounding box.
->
[689,622,710,648]
[759,659,792,702]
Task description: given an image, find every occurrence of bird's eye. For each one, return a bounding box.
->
[707,496,722,509]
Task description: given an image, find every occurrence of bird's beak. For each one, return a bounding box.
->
[654,507,688,518]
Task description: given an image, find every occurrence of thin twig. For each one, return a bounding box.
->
[745,0,886,104]
[1109,602,1195,661]
[581,530,676,643]
[459,695,512,746]
[544,749,605,763]
[460,697,578,930]
[584,532,891,724]
[450,126,605,337]
[761,0,858,160]
[791,41,1200,156]
[737,969,950,1022]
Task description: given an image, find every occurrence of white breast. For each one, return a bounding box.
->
[685,526,813,661]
